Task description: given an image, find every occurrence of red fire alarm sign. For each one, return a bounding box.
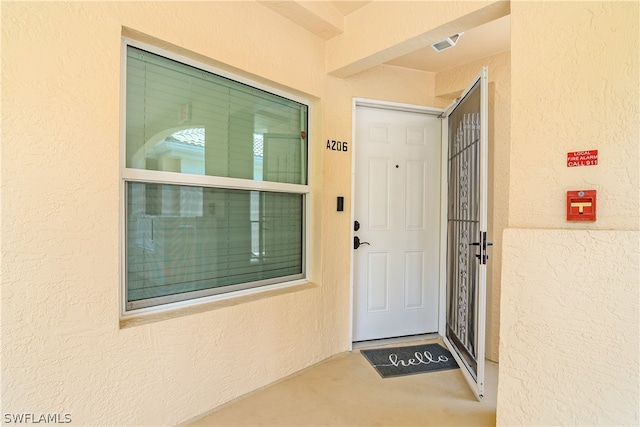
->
[567,190,596,221]
[567,150,598,167]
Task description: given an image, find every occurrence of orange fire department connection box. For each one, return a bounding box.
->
[567,190,596,221]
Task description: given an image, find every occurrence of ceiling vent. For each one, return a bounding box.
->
[431,33,463,52]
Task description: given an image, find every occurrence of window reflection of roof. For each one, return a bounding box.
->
[253,135,263,157]
[165,128,264,157]
[166,128,205,147]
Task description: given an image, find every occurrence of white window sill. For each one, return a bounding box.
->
[119,281,319,329]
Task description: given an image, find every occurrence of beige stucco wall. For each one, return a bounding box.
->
[5,1,637,425]
[1,3,327,425]
[1,2,435,424]
[499,229,639,425]
[435,50,511,363]
[507,2,639,232]
[497,2,639,425]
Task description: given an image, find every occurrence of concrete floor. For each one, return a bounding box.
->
[187,338,498,426]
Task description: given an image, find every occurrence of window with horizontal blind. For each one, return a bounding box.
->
[122,42,309,313]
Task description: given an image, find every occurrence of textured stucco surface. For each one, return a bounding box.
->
[1,2,438,424]
[0,2,329,425]
[507,1,639,230]
[499,229,639,426]
[497,2,640,425]
[435,51,510,363]
[6,1,637,424]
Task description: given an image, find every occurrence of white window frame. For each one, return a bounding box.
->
[119,38,312,318]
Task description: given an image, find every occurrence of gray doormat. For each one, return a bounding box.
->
[361,343,459,378]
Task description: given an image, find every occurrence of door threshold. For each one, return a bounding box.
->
[352,333,440,350]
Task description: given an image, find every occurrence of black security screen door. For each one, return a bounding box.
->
[443,67,489,400]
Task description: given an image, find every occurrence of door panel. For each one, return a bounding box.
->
[404,251,425,308]
[405,161,425,229]
[368,159,390,229]
[443,67,489,400]
[367,252,389,312]
[353,106,440,342]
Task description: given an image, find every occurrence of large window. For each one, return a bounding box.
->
[122,43,309,313]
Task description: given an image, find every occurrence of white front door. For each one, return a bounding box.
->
[352,104,441,342]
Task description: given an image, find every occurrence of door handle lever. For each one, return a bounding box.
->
[472,232,492,264]
[470,241,493,247]
[354,236,371,250]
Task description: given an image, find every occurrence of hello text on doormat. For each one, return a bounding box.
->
[360,343,459,378]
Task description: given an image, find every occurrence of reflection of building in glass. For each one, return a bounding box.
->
[131,128,265,219]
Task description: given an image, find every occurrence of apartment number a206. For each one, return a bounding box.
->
[327,139,348,152]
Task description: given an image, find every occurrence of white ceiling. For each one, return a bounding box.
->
[328,1,510,73]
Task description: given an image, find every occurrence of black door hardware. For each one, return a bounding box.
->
[470,232,492,264]
[354,236,370,250]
